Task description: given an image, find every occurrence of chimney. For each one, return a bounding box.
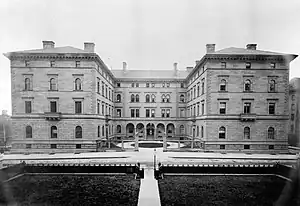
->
[246,44,257,50]
[173,62,178,71]
[84,42,95,52]
[122,62,127,72]
[42,41,55,49]
[206,44,215,53]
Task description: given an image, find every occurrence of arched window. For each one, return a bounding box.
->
[180,125,184,134]
[151,94,155,102]
[166,95,170,103]
[97,126,100,137]
[291,104,295,111]
[136,94,139,102]
[268,127,275,139]
[219,126,226,139]
[197,126,199,136]
[180,95,185,103]
[292,95,295,101]
[102,125,105,136]
[201,126,204,138]
[162,94,166,103]
[244,79,251,92]
[146,94,150,103]
[244,127,250,139]
[131,94,135,102]
[49,78,57,91]
[116,94,121,102]
[117,125,121,133]
[26,125,32,138]
[50,126,58,138]
[25,78,31,91]
[220,79,226,91]
[75,126,82,138]
[75,78,82,91]
[269,80,276,92]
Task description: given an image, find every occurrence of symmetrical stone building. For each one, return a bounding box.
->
[289,77,300,147]
[4,41,298,153]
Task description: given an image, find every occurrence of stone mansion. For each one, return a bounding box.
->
[4,41,298,153]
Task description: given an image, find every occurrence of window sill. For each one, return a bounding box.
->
[243,91,253,93]
[73,90,83,92]
[23,90,33,91]
[48,90,58,91]
[218,90,228,93]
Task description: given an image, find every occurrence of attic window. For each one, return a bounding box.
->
[270,63,276,69]
[221,62,226,68]
[246,62,251,69]
[50,61,55,67]
[76,61,80,67]
[25,60,29,67]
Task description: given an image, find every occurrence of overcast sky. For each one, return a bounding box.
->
[0,0,300,114]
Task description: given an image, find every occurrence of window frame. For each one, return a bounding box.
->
[75,126,83,138]
[50,125,58,138]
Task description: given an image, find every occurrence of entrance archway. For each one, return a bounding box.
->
[146,123,155,139]
[136,123,145,139]
[166,123,175,138]
[126,123,134,138]
[157,123,165,138]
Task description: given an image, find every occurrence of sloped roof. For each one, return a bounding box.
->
[213,47,286,55]
[111,69,188,79]
[10,46,91,54]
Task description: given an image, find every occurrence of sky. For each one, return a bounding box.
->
[0,0,300,115]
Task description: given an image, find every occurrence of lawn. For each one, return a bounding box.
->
[158,175,300,206]
[0,175,140,206]
[130,142,170,148]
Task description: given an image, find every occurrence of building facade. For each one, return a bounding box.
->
[4,41,297,153]
[289,78,300,147]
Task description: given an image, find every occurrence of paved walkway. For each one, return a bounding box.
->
[138,167,161,206]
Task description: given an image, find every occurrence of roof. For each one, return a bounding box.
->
[9,46,91,54]
[213,47,289,56]
[111,69,188,79]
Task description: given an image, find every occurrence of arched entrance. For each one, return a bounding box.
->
[126,123,134,138]
[146,123,155,139]
[166,123,175,138]
[136,123,145,139]
[157,123,165,138]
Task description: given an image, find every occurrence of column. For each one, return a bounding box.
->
[134,126,139,151]
[144,127,146,140]
[163,130,167,151]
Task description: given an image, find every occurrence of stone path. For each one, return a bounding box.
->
[138,166,161,206]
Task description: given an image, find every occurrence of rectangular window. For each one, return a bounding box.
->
[268,145,274,150]
[152,83,155,87]
[131,83,134,87]
[246,62,251,69]
[243,102,251,114]
[136,83,139,87]
[166,83,170,87]
[116,83,121,87]
[75,101,82,114]
[50,101,57,113]
[131,109,135,118]
[97,78,100,93]
[220,145,225,149]
[221,62,226,68]
[136,109,139,117]
[76,61,80,67]
[76,144,81,149]
[270,63,276,69]
[268,103,275,115]
[146,83,149,87]
[26,144,32,149]
[180,83,184,88]
[201,103,204,115]
[166,109,170,118]
[25,60,29,67]
[97,100,100,114]
[50,61,55,67]
[117,109,121,117]
[197,104,200,116]
[151,109,155,117]
[219,102,226,114]
[50,144,57,149]
[102,104,104,115]
[102,82,104,96]
[161,109,165,118]
[146,109,150,118]
[180,109,185,117]
[25,101,32,113]
[244,145,250,150]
